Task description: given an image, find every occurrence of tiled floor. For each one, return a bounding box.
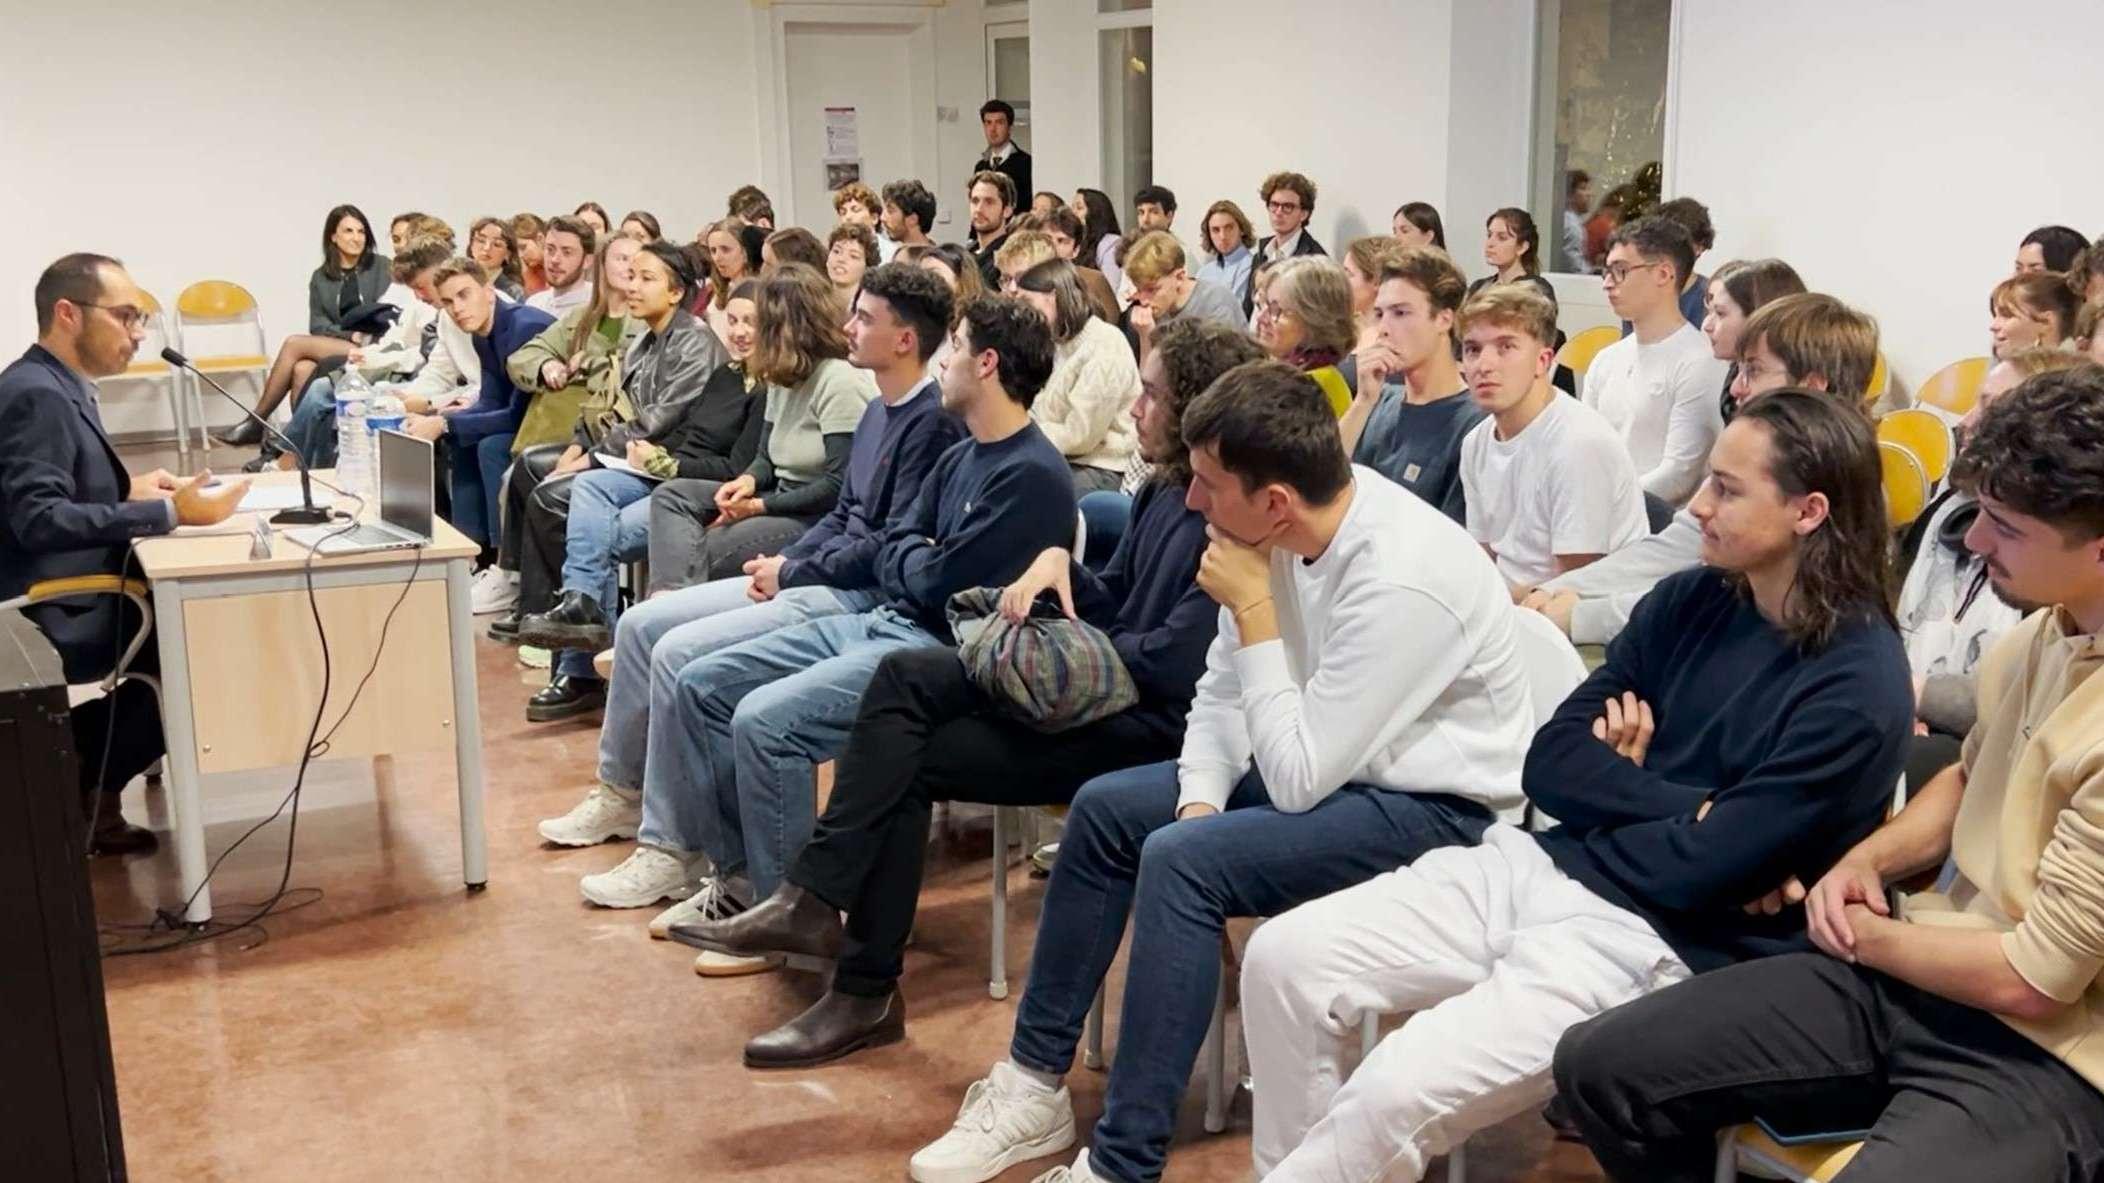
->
[92,442,1609,1182]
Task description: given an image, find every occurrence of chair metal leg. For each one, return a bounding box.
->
[1712,1129,1739,1183]
[1203,974,1229,1133]
[989,806,1010,1000]
[1083,983,1106,1069]
[1360,1011,1379,1060]
[169,373,193,472]
[1446,1142,1469,1181]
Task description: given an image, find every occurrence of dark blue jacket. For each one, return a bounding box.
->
[452,301,555,443]
[0,345,172,682]
[780,379,962,593]
[1067,478,1217,741]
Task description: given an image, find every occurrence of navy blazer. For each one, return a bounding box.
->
[0,345,172,682]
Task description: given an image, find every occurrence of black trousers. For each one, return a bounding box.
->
[790,645,1177,998]
[518,460,582,621]
[497,443,566,577]
[69,632,164,802]
[1553,952,2104,1182]
[646,477,814,593]
[1905,731,1963,799]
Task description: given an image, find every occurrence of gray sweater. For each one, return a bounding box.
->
[1541,507,1703,644]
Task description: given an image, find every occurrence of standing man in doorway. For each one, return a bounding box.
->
[976,99,1032,202]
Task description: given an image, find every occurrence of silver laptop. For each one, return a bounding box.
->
[287,429,435,555]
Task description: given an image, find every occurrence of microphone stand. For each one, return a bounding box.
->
[161,348,337,525]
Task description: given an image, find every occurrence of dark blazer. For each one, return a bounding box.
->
[975,144,1032,203]
[309,254,394,339]
[1242,230,1328,316]
[0,345,172,682]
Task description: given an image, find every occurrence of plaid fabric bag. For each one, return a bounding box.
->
[946,586,1138,733]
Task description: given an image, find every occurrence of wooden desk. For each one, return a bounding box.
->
[130,471,487,923]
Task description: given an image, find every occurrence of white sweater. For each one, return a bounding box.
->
[1580,323,1728,506]
[1176,466,1536,815]
[1034,316,1140,474]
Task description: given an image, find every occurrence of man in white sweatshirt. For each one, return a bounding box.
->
[906,359,1536,1183]
[1528,292,1879,643]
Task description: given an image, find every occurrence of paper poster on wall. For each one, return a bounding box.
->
[824,106,860,160]
[825,160,863,189]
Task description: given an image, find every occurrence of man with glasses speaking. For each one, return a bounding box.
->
[0,254,246,855]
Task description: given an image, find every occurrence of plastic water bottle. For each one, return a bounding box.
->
[335,370,375,500]
[366,393,407,470]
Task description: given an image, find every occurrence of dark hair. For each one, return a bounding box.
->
[969,170,1018,214]
[1486,207,1543,276]
[620,210,663,241]
[1727,389,1896,650]
[957,295,1056,407]
[979,98,1016,124]
[1032,190,1064,211]
[1953,363,2104,541]
[1377,246,1469,318]
[1181,359,1352,505]
[573,201,612,228]
[639,240,697,301]
[34,252,120,334]
[1654,196,1716,252]
[856,262,954,364]
[1037,205,1085,246]
[469,216,523,286]
[390,236,453,284]
[764,227,828,274]
[926,243,986,312]
[1738,293,1880,402]
[1151,319,1268,487]
[1713,257,1806,321]
[1134,185,1177,215]
[1258,171,1318,214]
[1566,169,1592,197]
[544,214,598,255]
[1394,201,1446,249]
[725,186,774,224]
[321,204,377,277]
[827,221,882,272]
[1606,215,1697,288]
[1992,271,2081,343]
[1074,188,1121,260]
[1014,258,1093,341]
[882,179,938,234]
[751,263,851,388]
[2020,224,2089,273]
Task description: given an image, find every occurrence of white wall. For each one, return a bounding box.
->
[1670,0,2099,389]
[1026,1,1102,199]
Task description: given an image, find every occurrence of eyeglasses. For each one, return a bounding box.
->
[1601,260,1665,286]
[77,302,150,331]
[1257,300,1293,324]
[1266,200,1304,215]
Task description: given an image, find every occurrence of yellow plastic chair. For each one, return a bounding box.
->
[1865,352,1890,405]
[1557,324,1623,378]
[1913,356,1992,417]
[101,291,200,469]
[1879,441,1931,529]
[174,279,271,444]
[1309,364,1353,418]
[1877,408,1955,484]
[1714,1124,1861,1181]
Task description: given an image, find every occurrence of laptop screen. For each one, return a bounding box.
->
[376,429,435,541]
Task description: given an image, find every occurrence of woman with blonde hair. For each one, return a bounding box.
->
[1255,256,1360,415]
[648,262,875,589]
[1012,258,1140,493]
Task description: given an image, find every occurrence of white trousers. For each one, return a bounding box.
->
[1243,824,1691,1182]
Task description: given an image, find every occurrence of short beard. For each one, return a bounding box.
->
[1986,568,2046,614]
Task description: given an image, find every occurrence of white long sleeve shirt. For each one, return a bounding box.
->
[1175,467,1536,816]
[398,290,511,405]
[351,284,437,380]
[1580,323,1728,507]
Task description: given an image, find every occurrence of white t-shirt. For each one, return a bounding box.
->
[1461,393,1649,588]
[1580,322,1728,507]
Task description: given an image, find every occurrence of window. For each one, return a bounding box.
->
[1099,24,1152,216]
[1531,0,1671,274]
[1098,0,1151,11]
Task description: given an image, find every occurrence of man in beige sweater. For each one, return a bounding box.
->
[1549,362,2104,1181]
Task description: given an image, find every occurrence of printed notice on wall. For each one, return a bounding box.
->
[824,106,859,160]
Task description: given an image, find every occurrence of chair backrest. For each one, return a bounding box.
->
[1557,324,1622,377]
[1914,356,1991,416]
[176,279,258,321]
[1864,352,1890,404]
[1308,364,1353,419]
[1876,408,1954,484]
[1878,441,1931,528]
[1510,606,1589,727]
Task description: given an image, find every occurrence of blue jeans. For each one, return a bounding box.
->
[448,431,515,548]
[600,579,878,798]
[553,467,655,679]
[651,608,939,896]
[286,375,339,467]
[1078,489,1133,570]
[1009,761,1494,1183]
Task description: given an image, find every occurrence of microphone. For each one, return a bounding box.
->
[161,347,336,526]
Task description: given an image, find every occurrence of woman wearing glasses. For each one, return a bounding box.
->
[1253,256,1359,417]
[218,204,392,447]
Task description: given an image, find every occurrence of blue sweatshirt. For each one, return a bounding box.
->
[1528,567,1913,973]
[452,301,556,443]
[876,419,1075,641]
[779,378,963,593]
[1065,478,1218,740]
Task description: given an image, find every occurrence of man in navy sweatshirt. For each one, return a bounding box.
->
[680,316,1264,1064]
[541,264,960,863]
[401,256,554,552]
[1237,389,1914,1183]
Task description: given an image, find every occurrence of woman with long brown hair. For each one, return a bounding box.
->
[702,217,761,341]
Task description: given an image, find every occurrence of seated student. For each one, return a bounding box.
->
[1465,206,1555,305]
[763,227,829,278]
[1122,230,1246,357]
[219,204,391,445]
[573,295,1070,928]
[831,180,887,255]
[1555,365,2104,1183]
[1245,389,1914,1182]
[525,214,598,317]
[1527,292,1879,642]
[826,222,879,299]
[573,201,613,239]
[725,186,775,230]
[648,264,871,591]
[1131,184,1176,235]
[1014,218,1121,324]
[399,258,555,554]
[1338,246,1485,524]
[701,217,761,342]
[683,317,1261,1058]
[1990,269,2080,358]
[908,361,1538,1183]
[1699,257,1807,422]
[1458,285,1648,591]
[1585,215,1732,508]
[968,170,1019,289]
[512,247,752,721]
[1342,235,1403,352]
[1196,199,1256,309]
[514,213,547,295]
[1030,190,1065,220]
[880,179,938,253]
[469,216,526,301]
[1256,257,1361,416]
[2082,301,2104,367]
[537,264,959,840]
[1391,200,1446,251]
[2068,243,2104,311]
[2014,222,2089,274]
[1654,195,1717,327]
[1012,259,1141,495]
[618,210,661,243]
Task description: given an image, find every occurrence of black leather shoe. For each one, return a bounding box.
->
[525,674,605,722]
[673,882,845,960]
[487,612,522,642]
[89,813,159,857]
[745,989,905,1069]
[516,590,610,651]
[215,418,265,448]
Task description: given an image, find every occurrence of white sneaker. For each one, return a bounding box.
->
[1028,1150,1102,1183]
[592,647,615,679]
[470,567,519,614]
[579,846,700,908]
[537,784,641,847]
[908,1061,1076,1183]
[516,644,551,670]
[693,948,784,976]
[648,876,748,940]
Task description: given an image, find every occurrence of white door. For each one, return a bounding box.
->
[784,22,920,231]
